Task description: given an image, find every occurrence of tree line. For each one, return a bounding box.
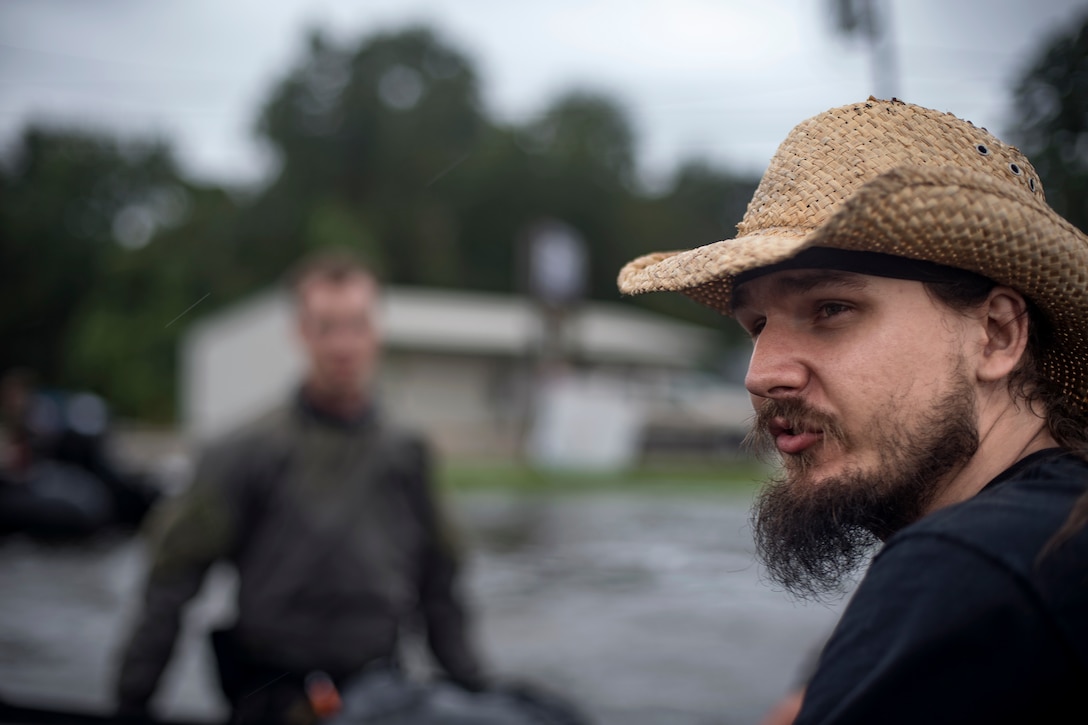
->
[2,18,1086,422]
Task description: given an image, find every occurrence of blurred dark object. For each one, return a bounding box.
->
[0,675,591,725]
[0,692,209,725]
[208,625,336,725]
[323,667,592,725]
[0,368,161,540]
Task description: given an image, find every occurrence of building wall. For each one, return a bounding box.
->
[379,350,527,458]
[181,293,303,442]
[180,286,749,462]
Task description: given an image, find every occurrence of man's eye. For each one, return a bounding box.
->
[817,302,850,319]
[732,314,761,338]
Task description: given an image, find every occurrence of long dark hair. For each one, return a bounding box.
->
[925,274,1088,551]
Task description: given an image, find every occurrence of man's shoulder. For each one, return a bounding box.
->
[933,450,1088,528]
[200,404,297,458]
[889,450,1088,568]
[238,404,296,439]
[368,408,429,451]
[372,421,434,479]
[378,420,429,449]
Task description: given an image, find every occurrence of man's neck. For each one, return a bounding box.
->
[302,381,369,422]
[927,396,1059,513]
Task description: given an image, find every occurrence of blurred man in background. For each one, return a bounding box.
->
[115,248,487,724]
[619,98,1088,723]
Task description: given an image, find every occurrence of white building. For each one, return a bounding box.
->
[180,286,753,464]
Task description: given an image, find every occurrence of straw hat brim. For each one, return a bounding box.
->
[618,164,1088,404]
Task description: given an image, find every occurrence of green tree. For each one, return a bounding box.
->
[1,22,766,421]
[1010,11,1088,233]
[247,26,489,287]
[65,185,241,420]
[617,160,758,332]
[0,127,188,393]
[511,92,638,300]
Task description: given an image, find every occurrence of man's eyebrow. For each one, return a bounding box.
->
[731,270,870,312]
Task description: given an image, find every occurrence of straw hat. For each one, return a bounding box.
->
[617,97,1088,409]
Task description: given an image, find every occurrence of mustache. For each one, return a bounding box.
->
[742,398,848,461]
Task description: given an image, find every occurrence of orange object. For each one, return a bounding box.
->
[305,672,343,719]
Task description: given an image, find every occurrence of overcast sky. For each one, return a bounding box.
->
[2,0,1085,189]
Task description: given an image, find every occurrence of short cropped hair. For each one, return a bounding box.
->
[285,247,380,302]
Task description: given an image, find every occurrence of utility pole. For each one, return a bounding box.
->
[517,218,588,465]
[831,0,900,99]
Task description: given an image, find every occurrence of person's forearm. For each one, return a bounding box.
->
[115,567,207,712]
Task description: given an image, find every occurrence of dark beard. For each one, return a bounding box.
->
[748,377,980,601]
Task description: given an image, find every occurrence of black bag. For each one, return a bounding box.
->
[327,671,593,725]
[210,627,313,725]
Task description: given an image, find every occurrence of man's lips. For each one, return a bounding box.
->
[769,417,823,455]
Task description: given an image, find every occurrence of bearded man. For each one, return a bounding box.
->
[618,98,1088,723]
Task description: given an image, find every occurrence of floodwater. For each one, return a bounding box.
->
[0,488,849,725]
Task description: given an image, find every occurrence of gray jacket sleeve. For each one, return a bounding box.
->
[114,441,241,713]
[405,436,488,690]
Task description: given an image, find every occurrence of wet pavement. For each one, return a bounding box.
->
[0,489,849,725]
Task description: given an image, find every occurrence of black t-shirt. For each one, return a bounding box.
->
[797,449,1088,724]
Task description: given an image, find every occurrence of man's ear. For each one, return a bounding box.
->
[976,286,1030,384]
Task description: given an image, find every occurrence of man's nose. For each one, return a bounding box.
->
[744,324,809,400]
